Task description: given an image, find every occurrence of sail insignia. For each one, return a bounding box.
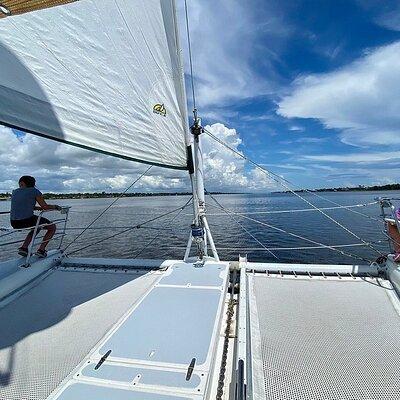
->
[0,0,77,18]
[153,103,167,117]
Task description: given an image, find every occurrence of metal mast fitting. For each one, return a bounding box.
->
[185,113,219,262]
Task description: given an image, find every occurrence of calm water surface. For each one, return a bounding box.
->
[0,191,397,264]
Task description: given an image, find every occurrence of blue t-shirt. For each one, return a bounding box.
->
[10,187,42,221]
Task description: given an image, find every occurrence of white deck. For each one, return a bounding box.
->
[1,254,399,400]
[0,257,230,400]
[0,265,159,400]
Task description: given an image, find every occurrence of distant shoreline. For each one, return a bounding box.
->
[0,191,236,200]
[0,184,399,201]
[275,183,400,194]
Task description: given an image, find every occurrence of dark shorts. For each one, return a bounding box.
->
[11,215,51,230]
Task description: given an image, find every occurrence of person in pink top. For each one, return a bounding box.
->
[387,208,400,262]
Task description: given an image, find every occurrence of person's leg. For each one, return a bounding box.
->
[21,231,34,249]
[11,217,37,252]
[38,223,56,251]
[388,223,400,253]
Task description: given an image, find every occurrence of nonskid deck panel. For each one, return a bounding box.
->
[248,273,400,400]
[0,267,158,400]
[52,261,229,400]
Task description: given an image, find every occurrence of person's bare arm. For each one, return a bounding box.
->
[36,195,61,211]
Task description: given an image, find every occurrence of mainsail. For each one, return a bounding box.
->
[0,0,190,169]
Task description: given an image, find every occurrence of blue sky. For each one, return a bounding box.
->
[180,0,400,189]
[0,0,400,193]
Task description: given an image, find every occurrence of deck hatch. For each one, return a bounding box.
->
[81,363,201,388]
[99,286,221,365]
[55,382,192,400]
[158,262,225,287]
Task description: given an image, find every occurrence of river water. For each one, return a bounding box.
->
[0,191,397,264]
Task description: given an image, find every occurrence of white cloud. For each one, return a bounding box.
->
[0,125,186,193]
[289,125,305,132]
[0,123,277,193]
[377,8,400,31]
[262,163,307,171]
[178,0,289,108]
[303,151,400,163]
[202,123,278,191]
[278,41,400,147]
[358,0,400,32]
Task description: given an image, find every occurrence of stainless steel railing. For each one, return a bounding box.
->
[0,207,70,264]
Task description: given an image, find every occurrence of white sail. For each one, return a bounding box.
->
[0,0,190,169]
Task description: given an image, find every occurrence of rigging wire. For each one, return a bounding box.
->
[205,201,378,216]
[65,201,192,256]
[133,196,193,259]
[63,226,175,231]
[381,228,400,250]
[206,202,371,262]
[63,166,152,252]
[205,129,382,223]
[0,233,67,248]
[204,128,384,256]
[184,0,197,112]
[205,128,381,223]
[205,190,279,260]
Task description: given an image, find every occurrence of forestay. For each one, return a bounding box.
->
[0,0,189,169]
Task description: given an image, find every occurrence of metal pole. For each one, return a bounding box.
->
[25,211,42,266]
[378,199,392,252]
[58,207,70,249]
[190,115,219,261]
[193,122,205,209]
[202,215,219,261]
[189,159,199,226]
[378,197,395,253]
[184,232,192,261]
[204,223,208,256]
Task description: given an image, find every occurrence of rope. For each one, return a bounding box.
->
[184,0,197,112]
[206,202,371,262]
[204,128,383,256]
[206,191,279,260]
[65,203,190,256]
[216,298,236,400]
[63,166,152,252]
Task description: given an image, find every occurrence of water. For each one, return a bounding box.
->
[0,191,397,264]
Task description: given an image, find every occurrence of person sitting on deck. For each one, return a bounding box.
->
[387,208,400,262]
[10,176,61,258]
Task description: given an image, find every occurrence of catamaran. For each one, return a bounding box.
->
[0,1,400,399]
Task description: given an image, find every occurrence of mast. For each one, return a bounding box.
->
[185,110,219,262]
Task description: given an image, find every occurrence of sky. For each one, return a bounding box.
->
[1,0,400,193]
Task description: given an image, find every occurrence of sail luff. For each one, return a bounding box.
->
[170,0,191,146]
[0,0,189,170]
